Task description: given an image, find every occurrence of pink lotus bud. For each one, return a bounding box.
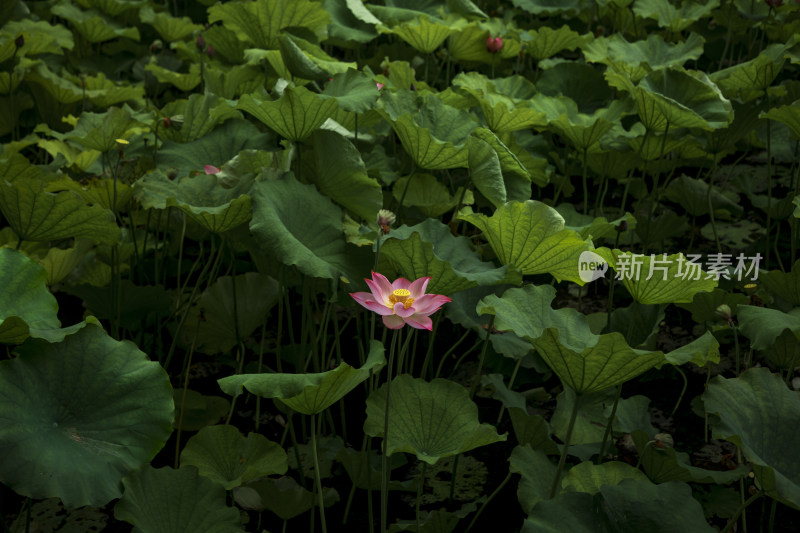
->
[486,36,503,54]
[204,165,221,175]
[196,34,206,51]
[765,0,783,6]
[206,44,215,58]
[376,82,384,90]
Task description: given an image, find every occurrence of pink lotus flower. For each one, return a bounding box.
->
[376,82,385,90]
[486,36,503,54]
[350,272,451,330]
[204,165,221,175]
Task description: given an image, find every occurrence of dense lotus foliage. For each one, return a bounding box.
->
[1,0,800,531]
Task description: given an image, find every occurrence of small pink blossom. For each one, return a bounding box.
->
[204,165,221,175]
[486,36,503,54]
[376,82,385,90]
[350,272,451,330]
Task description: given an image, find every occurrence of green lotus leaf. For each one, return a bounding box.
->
[762,329,800,370]
[238,86,337,142]
[62,71,143,108]
[75,0,145,17]
[2,19,74,57]
[468,134,506,207]
[0,179,120,245]
[323,68,381,113]
[608,68,733,132]
[481,374,526,411]
[364,375,506,465]
[157,119,271,177]
[25,62,86,103]
[533,94,627,152]
[204,65,266,100]
[512,0,589,15]
[459,201,593,284]
[762,100,800,140]
[208,0,330,49]
[180,425,287,490]
[139,5,201,42]
[737,305,800,350]
[237,476,338,519]
[248,172,372,280]
[309,130,381,222]
[536,62,613,114]
[533,329,664,394]
[551,388,628,452]
[51,3,140,42]
[711,42,790,102]
[0,152,41,183]
[561,461,648,494]
[526,25,585,60]
[759,260,800,306]
[36,238,92,286]
[377,218,522,295]
[204,24,246,64]
[481,95,549,134]
[145,59,200,92]
[279,33,354,81]
[134,170,252,234]
[218,340,384,415]
[392,173,465,217]
[325,0,378,44]
[387,15,456,54]
[630,430,747,485]
[509,444,556,513]
[477,284,595,352]
[509,408,560,455]
[0,248,59,344]
[522,480,715,532]
[595,248,718,305]
[704,367,800,509]
[63,107,138,153]
[582,32,705,82]
[663,174,743,217]
[470,128,531,199]
[557,204,637,241]
[159,93,241,143]
[633,0,719,33]
[386,95,475,169]
[663,331,720,366]
[0,325,174,507]
[174,389,230,432]
[115,466,243,533]
[180,273,280,355]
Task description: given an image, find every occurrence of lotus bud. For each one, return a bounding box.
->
[765,0,783,7]
[377,209,396,235]
[15,34,24,48]
[206,44,215,58]
[652,433,674,449]
[615,220,628,233]
[196,34,206,51]
[715,304,733,325]
[486,36,503,53]
[150,39,163,53]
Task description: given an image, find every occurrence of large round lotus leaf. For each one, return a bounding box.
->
[0,178,120,245]
[0,247,59,344]
[219,340,384,415]
[248,172,373,281]
[377,218,522,295]
[322,68,381,113]
[531,329,664,394]
[737,305,800,350]
[237,85,337,142]
[477,283,594,352]
[0,324,174,508]
[115,466,243,533]
[595,248,717,305]
[459,201,593,284]
[704,368,800,509]
[180,425,287,490]
[522,480,715,533]
[388,15,455,54]
[364,375,506,465]
[134,170,252,234]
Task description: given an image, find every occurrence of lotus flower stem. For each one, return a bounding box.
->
[597,384,622,463]
[416,461,427,530]
[496,358,523,425]
[670,366,689,418]
[470,316,495,399]
[449,455,459,502]
[420,313,442,378]
[310,413,328,533]
[550,392,580,498]
[465,471,513,533]
[380,328,400,533]
[434,328,473,379]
